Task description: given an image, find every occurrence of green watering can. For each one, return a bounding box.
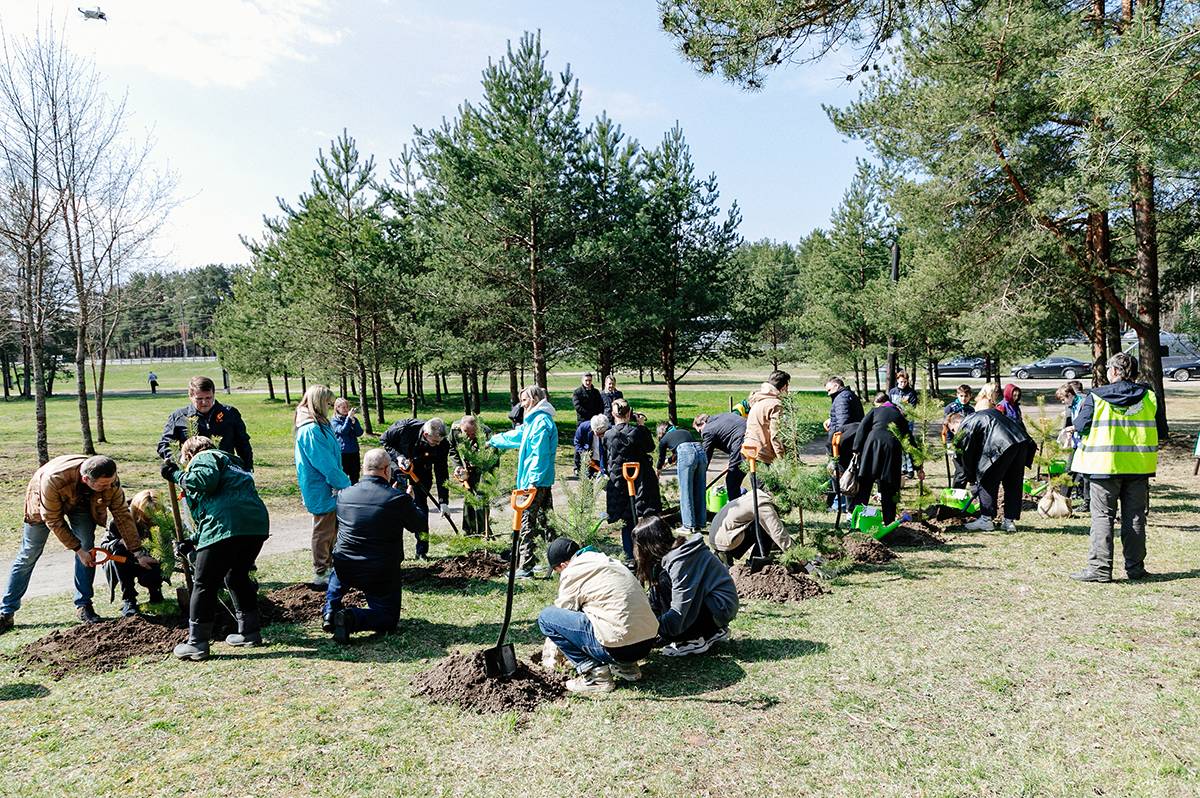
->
[849,505,910,541]
[1046,459,1068,476]
[939,488,981,514]
[706,484,729,514]
[1023,480,1049,498]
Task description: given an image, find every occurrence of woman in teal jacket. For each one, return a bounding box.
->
[162,435,269,661]
[488,386,558,576]
[295,385,351,585]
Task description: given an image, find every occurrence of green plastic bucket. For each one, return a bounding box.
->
[1047,460,1067,476]
[939,488,973,510]
[706,485,729,514]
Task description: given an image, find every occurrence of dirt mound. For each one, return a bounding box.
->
[413,650,565,713]
[730,563,826,603]
[20,615,187,679]
[842,534,897,564]
[883,522,947,548]
[435,550,509,580]
[260,583,362,626]
[924,504,977,522]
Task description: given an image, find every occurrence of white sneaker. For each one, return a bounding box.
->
[964,516,995,532]
[609,661,642,682]
[663,637,714,657]
[1001,519,1018,533]
[566,666,615,694]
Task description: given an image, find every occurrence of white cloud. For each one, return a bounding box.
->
[0,0,344,88]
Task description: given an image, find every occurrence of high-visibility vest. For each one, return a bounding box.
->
[1071,391,1158,475]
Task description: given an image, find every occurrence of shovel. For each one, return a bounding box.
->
[830,432,845,533]
[941,425,953,489]
[740,444,772,573]
[89,547,127,566]
[398,462,462,537]
[484,487,537,679]
[165,476,193,620]
[622,461,641,531]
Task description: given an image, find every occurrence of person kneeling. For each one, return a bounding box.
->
[100,490,167,616]
[163,436,270,661]
[632,516,738,657]
[537,538,659,694]
[709,487,792,565]
[324,448,428,643]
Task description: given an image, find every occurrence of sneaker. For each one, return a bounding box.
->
[707,627,732,646]
[609,661,642,682]
[120,600,139,618]
[1070,569,1112,583]
[565,666,615,694]
[312,570,330,587]
[515,569,535,580]
[663,637,714,657]
[532,565,549,575]
[1001,519,1018,533]
[964,516,995,532]
[77,604,102,624]
[0,613,13,634]
[322,612,336,633]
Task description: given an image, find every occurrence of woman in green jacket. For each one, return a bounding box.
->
[162,435,270,661]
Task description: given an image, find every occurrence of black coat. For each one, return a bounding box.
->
[158,401,253,470]
[380,418,451,504]
[572,384,604,423]
[601,389,624,421]
[853,405,912,486]
[701,412,747,469]
[828,388,865,433]
[955,408,1034,484]
[604,423,662,524]
[333,475,427,593]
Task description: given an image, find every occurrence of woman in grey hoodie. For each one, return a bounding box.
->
[632,516,738,657]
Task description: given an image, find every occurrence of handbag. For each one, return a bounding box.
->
[838,454,860,496]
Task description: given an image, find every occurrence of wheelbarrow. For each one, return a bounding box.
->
[484,487,537,679]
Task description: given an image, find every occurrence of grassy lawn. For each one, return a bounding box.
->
[3,363,1199,797]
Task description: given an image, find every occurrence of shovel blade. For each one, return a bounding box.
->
[176,586,191,619]
[483,643,518,679]
[748,556,773,574]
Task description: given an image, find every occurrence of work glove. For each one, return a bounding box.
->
[397,456,411,473]
[438,503,450,515]
[160,459,180,482]
[175,538,197,558]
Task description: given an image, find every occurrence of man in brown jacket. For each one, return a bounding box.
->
[743,370,790,465]
[0,455,155,631]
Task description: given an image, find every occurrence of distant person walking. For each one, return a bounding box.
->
[158,376,253,471]
[330,398,364,485]
[147,371,158,395]
[294,385,352,586]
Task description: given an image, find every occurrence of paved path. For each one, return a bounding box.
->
[0,453,742,604]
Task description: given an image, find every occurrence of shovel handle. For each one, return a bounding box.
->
[622,462,640,496]
[510,488,537,532]
[397,462,418,483]
[90,547,126,565]
[740,443,759,473]
[831,432,842,459]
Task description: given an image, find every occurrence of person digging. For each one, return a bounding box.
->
[708,486,792,566]
[163,436,270,661]
[536,538,659,694]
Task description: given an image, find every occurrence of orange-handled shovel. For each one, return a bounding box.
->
[484,488,538,679]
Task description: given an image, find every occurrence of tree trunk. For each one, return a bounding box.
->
[461,369,471,415]
[300,368,307,394]
[340,371,348,398]
[1,350,10,400]
[74,321,95,454]
[509,362,519,405]
[1090,284,1109,386]
[470,367,481,415]
[266,372,276,401]
[94,350,108,443]
[1106,306,1122,358]
[528,220,548,389]
[662,328,678,424]
[1131,163,1168,435]
[434,370,442,403]
[482,369,489,400]
[283,370,292,405]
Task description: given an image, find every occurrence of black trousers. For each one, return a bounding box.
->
[341,451,360,485]
[726,464,746,501]
[977,446,1025,521]
[856,478,900,524]
[190,536,265,624]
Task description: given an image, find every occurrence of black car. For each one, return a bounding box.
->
[1010,357,1092,380]
[1162,357,1200,382]
[936,357,987,378]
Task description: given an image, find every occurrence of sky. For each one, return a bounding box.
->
[0,0,869,268]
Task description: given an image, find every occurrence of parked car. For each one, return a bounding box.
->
[936,357,987,378]
[1162,356,1200,382]
[1010,357,1093,380]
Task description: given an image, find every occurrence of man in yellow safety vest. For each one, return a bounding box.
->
[1067,352,1164,582]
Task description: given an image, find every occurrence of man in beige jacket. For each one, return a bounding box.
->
[709,486,792,565]
[743,370,790,465]
[537,537,659,694]
[1,455,154,631]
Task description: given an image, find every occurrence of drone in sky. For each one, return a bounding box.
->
[78,6,108,22]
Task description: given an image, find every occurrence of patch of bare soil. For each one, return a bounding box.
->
[841,534,898,564]
[435,551,509,580]
[883,522,948,547]
[413,650,565,713]
[20,615,187,679]
[730,563,826,603]
[260,583,362,626]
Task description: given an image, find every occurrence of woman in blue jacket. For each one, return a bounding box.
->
[330,397,364,484]
[295,385,351,586]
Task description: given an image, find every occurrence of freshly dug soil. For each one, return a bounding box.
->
[434,550,509,580]
[883,522,947,548]
[413,650,565,713]
[730,563,826,603]
[924,503,977,522]
[260,583,362,625]
[20,615,187,679]
[842,534,898,564]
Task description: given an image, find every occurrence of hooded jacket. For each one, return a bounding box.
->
[554,550,659,648]
[1072,380,1164,477]
[488,399,558,488]
[954,408,1034,484]
[171,449,269,549]
[294,407,352,515]
[829,387,865,433]
[744,382,786,464]
[24,455,141,552]
[656,533,739,637]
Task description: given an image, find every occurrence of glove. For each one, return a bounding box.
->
[160,459,180,482]
[175,538,197,557]
[439,503,450,515]
[397,456,411,472]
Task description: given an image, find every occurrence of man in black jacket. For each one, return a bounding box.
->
[824,377,864,453]
[951,407,1034,533]
[572,374,603,476]
[157,376,253,469]
[324,448,427,642]
[693,412,747,499]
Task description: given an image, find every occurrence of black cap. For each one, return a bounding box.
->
[546,537,580,570]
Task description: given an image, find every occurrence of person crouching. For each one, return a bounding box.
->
[100,490,167,616]
[324,448,428,642]
[162,436,270,661]
[632,516,738,657]
[537,537,659,694]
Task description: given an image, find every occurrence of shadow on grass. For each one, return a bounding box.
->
[1116,569,1200,584]
[633,638,828,702]
[0,682,49,700]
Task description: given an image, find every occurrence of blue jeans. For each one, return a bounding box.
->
[676,442,708,530]
[1,513,97,614]
[324,568,401,633]
[537,606,613,672]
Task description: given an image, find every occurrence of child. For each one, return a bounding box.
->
[943,384,976,418]
[100,490,167,617]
